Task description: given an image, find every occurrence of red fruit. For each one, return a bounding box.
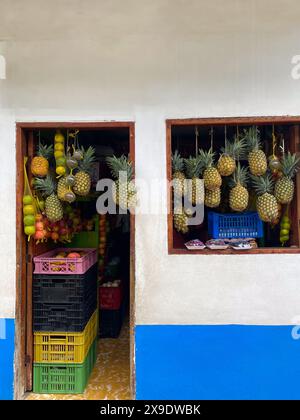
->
[36,214,43,222]
[67,252,81,259]
[59,228,68,236]
[52,225,60,233]
[36,222,44,231]
[43,229,51,239]
[35,230,45,240]
[51,232,59,242]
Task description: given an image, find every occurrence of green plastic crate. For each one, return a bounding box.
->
[66,218,99,249]
[33,339,97,394]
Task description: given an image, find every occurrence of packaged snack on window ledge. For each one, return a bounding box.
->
[230,239,253,250]
[185,240,206,250]
[205,239,229,250]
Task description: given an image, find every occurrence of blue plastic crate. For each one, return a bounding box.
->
[208,211,264,239]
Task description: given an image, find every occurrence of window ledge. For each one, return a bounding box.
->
[169,247,300,255]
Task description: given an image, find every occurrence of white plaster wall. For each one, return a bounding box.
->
[1,0,300,323]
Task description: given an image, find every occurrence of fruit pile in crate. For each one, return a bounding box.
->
[99,274,124,338]
[32,248,98,394]
[172,126,300,247]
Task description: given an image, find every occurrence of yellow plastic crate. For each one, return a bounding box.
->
[34,310,98,364]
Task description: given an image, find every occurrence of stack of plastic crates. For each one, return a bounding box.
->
[32,249,98,394]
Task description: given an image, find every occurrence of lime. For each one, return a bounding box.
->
[56,157,66,166]
[55,133,65,143]
[280,229,289,236]
[54,151,64,159]
[56,166,66,176]
[281,223,290,230]
[23,195,33,205]
[25,226,36,236]
[55,143,65,152]
[282,216,290,223]
[23,205,35,215]
[24,215,35,226]
[280,235,289,243]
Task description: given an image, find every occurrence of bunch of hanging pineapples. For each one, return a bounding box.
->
[244,126,268,176]
[229,163,249,212]
[34,175,64,223]
[251,174,279,223]
[274,151,300,204]
[184,156,204,205]
[172,151,186,197]
[106,155,137,210]
[198,149,222,208]
[217,135,246,177]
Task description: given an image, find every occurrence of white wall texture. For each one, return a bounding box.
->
[0,0,300,324]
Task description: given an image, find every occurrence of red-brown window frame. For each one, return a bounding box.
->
[166,116,300,255]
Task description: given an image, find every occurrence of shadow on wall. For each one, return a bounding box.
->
[0,319,14,400]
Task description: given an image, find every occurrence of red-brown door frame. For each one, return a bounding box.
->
[15,121,136,399]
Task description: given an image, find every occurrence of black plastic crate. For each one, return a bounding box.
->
[33,291,97,332]
[33,264,98,305]
[99,302,125,338]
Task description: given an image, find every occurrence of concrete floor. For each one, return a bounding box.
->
[27,318,131,400]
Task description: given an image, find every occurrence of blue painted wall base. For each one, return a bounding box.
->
[136,325,300,400]
[0,319,14,400]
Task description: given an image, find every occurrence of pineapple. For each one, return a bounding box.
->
[229,163,249,212]
[172,151,185,197]
[73,146,96,197]
[199,149,222,191]
[173,207,194,234]
[274,152,300,204]
[34,176,63,223]
[184,157,204,205]
[251,174,279,223]
[31,142,53,177]
[106,155,137,210]
[57,176,69,201]
[244,126,267,176]
[205,188,221,208]
[217,136,247,177]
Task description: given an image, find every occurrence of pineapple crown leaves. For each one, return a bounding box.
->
[221,136,247,160]
[251,173,275,196]
[281,151,300,179]
[228,163,249,188]
[184,156,202,179]
[243,126,262,152]
[78,146,96,174]
[37,142,54,159]
[106,155,134,181]
[34,175,57,197]
[172,150,184,173]
[198,148,216,169]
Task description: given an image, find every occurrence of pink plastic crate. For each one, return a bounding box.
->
[34,248,98,275]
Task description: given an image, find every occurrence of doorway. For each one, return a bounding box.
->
[15,122,136,400]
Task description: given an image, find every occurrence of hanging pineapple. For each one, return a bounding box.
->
[229,163,249,212]
[198,149,222,191]
[106,155,137,210]
[274,152,300,204]
[34,175,64,223]
[31,142,53,177]
[172,151,186,197]
[205,188,221,208]
[217,136,246,177]
[184,157,204,205]
[73,146,96,196]
[251,174,279,223]
[244,126,267,176]
[173,207,194,234]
